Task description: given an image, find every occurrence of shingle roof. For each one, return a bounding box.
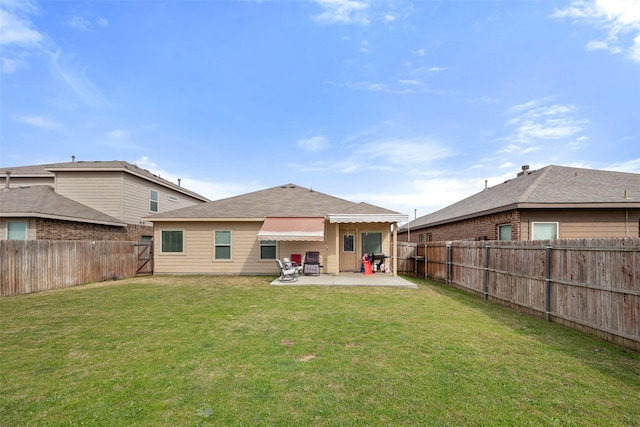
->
[401,165,640,230]
[0,186,126,226]
[146,183,402,219]
[0,160,209,201]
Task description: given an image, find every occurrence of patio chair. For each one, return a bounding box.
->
[275,259,298,282]
[303,251,321,276]
[283,257,303,275]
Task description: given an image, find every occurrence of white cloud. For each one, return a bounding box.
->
[426,66,446,72]
[605,157,640,173]
[297,136,330,152]
[18,115,62,130]
[0,1,44,73]
[134,156,251,201]
[97,17,109,27]
[50,49,109,108]
[1,56,24,73]
[356,138,453,166]
[312,0,371,25]
[499,101,589,154]
[68,14,92,31]
[398,79,422,86]
[0,5,43,47]
[553,0,640,62]
[107,129,128,139]
[345,80,415,94]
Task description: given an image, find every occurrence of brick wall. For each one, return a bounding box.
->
[36,218,153,241]
[400,210,521,243]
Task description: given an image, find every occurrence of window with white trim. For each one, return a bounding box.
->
[7,221,27,240]
[498,224,512,241]
[343,234,354,252]
[259,240,276,260]
[214,230,232,260]
[150,190,159,212]
[531,222,558,240]
[161,230,183,252]
[362,232,382,254]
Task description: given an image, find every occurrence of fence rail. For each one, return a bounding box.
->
[1,240,139,296]
[398,238,640,351]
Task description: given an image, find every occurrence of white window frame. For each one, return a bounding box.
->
[531,222,559,240]
[498,224,512,241]
[150,189,159,213]
[7,221,27,240]
[161,230,184,253]
[214,230,232,261]
[259,240,277,260]
[343,234,355,252]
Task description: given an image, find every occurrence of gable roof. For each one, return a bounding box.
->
[0,160,209,202]
[145,183,406,222]
[0,186,126,227]
[401,165,640,231]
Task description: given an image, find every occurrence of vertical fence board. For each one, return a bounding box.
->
[0,240,139,296]
[402,237,640,351]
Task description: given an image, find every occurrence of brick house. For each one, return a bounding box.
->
[398,165,640,242]
[0,160,208,241]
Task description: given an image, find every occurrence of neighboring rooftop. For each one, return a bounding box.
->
[145,183,406,220]
[0,160,209,202]
[0,186,125,226]
[401,165,640,230]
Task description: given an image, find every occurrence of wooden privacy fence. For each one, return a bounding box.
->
[0,240,139,296]
[398,238,640,351]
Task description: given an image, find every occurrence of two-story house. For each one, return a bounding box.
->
[0,159,209,241]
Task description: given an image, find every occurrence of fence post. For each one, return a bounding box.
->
[545,244,551,321]
[446,242,452,285]
[424,243,428,280]
[483,244,489,300]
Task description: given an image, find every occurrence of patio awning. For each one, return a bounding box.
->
[257,217,325,241]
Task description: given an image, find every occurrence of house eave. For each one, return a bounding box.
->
[328,213,408,223]
[402,202,640,231]
[0,212,126,227]
[143,217,265,223]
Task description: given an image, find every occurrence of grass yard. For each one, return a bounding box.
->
[1,275,639,426]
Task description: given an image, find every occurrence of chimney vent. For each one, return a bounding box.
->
[517,165,530,177]
[177,178,181,187]
[4,170,11,189]
[72,155,76,162]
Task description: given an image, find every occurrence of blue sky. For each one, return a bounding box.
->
[1,0,639,218]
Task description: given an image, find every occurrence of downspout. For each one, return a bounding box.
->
[393,222,398,277]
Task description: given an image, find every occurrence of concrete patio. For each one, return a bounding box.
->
[270,272,417,288]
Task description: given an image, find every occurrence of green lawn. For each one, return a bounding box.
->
[1,275,639,426]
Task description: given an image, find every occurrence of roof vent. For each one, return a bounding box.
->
[517,165,530,177]
[4,170,11,190]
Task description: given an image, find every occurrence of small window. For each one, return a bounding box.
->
[498,224,512,241]
[427,233,432,242]
[150,190,159,212]
[259,240,276,260]
[7,221,27,240]
[161,230,183,252]
[418,234,425,243]
[343,234,354,252]
[141,235,153,242]
[214,230,232,260]
[532,222,558,240]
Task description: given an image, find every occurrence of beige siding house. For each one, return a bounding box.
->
[145,184,408,276]
[399,165,640,242]
[0,160,208,241]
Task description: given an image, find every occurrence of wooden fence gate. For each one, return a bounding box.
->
[134,242,153,275]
